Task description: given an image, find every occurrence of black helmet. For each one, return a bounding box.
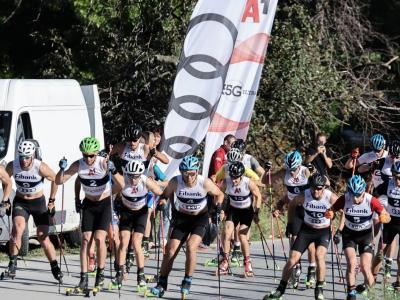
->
[232,139,246,153]
[228,161,245,178]
[125,122,142,141]
[388,140,400,158]
[309,173,327,189]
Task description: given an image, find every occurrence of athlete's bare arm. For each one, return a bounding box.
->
[55,160,79,184]
[147,177,163,196]
[249,179,262,211]
[39,161,58,198]
[0,166,12,201]
[204,178,224,205]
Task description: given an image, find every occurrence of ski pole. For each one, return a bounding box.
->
[268,169,277,279]
[216,212,221,300]
[331,224,346,292]
[330,222,335,299]
[255,222,278,269]
[108,146,120,298]
[256,222,269,270]
[275,217,288,261]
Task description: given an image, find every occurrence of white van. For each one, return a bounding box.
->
[0,79,104,255]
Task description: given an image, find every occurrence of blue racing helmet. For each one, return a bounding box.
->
[391,161,400,174]
[179,155,200,171]
[284,151,302,170]
[370,134,385,151]
[347,175,366,196]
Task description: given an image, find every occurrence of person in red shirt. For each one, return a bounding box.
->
[208,134,236,179]
[326,175,390,300]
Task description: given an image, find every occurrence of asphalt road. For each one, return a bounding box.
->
[0,240,393,300]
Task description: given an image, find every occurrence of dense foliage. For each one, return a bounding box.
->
[1,0,399,171]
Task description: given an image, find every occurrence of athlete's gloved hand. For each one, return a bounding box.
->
[59,158,67,170]
[264,161,272,171]
[379,212,391,224]
[157,200,168,214]
[150,148,157,157]
[285,223,293,238]
[369,160,380,171]
[98,149,108,158]
[2,199,11,216]
[0,202,7,218]
[333,230,342,245]
[108,160,117,175]
[75,198,82,214]
[253,211,260,224]
[351,148,360,159]
[324,209,335,219]
[305,163,315,173]
[47,198,56,217]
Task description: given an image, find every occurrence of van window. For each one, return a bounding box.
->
[0,111,12,160]
[15,113,33,157]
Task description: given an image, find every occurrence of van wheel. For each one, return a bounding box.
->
[67,228,82,248]
[19,227,29,256]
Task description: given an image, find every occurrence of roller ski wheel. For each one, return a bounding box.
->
[65,287,90,296]
[137,283,147,296]
[92,287,101,296]
[145,274,157,283]
[108,279,122,290]
[144,285,165,298]
[0,270,16,280]
[204,257,221,267]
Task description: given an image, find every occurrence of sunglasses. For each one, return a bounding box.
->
[19,155,32,161]
[182,171,197,177]
[290,167,298,172]
[127,174,141,179]
[130,137,140,142]
[312,186,325,191]
[350,192,363,198]
[82,153,96,158]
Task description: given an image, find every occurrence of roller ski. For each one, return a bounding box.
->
[136,272,147,295]
[216,256,230,276]
[109,265,123,290]
[0,258,17,280]
[204,255,223,267]
[314,284,324,300]
[243,257,254,278]
[305,266,316,288]
[144,276,167,298]
[289,265,301,289]
[92,268,105,296]
[50,260,64,284]
[346,290,357,300]
[66,272,90,297]
[180,277,192,299]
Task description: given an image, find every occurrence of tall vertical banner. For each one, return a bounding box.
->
[161,0,278,178]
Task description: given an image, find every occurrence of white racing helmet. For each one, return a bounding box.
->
[18,140,36,157]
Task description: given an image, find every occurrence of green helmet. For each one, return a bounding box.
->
[79,137,100,153]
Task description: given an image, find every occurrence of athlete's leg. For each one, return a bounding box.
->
[360,251,374,287]
[281,250,302,281]
[344,247,358,288]
[118,230,131,267]
[223,220,235,255]
[37,224,57,261]
[159,238,183,277]
[133,231,145,269]
[94,229,108,269]
[81,231,93,272]
[239,224,250,257]
[185,233,203,276]
[315,245,327,281]
[9,215,26,256]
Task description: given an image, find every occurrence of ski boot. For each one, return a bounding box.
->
[1,256,17,280]
[88,253,97,276]
[50,260,63,283]
[137,272,147,295]
[146,276,168,298]
[356,283,366,294]
[109,265,123,290]
[181,276,192,299]
[126,249,135,273]
[384,258,392,279]
[216,256,230,276]
[266,289,284,299]
[243,257,254,278]
[204,249,224,267]
[346,290,357,300]
[231,245,242,267]
[391,281,400,292]
[305,266,316,288]
[290,265,301,289]
[66,272,89,296]
[142,240,150,259]
[314,283,324,300]
[93,268,104,295]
